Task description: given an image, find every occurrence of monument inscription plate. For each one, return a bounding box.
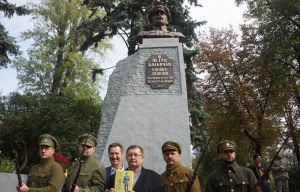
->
[146,54,174,89]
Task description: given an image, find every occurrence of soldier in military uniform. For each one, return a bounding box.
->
[271,150,289,192]
[160,141,201,192]
[62,133,105,192]
[18,134,65,192]
[205,140,257,192]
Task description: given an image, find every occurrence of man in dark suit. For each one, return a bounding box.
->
[106,144,161,192]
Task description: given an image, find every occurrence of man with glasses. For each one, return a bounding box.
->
[106,145,161,192]
[63,133,105,192]
[18,134,65,192]
[205,140,257,192]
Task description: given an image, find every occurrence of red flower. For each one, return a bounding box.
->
[53,153,70,166]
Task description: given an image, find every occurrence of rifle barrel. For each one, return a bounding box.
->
[251,134,290,192]
[69,132,92,192]
[14,159,22,188]
[69,158,83,192]
[186,134,213,192]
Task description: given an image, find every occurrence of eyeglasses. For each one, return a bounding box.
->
[80,144,93,149]
[39,145,52,150]
[127,153,143,157]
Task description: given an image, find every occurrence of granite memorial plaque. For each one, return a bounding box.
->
[146,54,174,89]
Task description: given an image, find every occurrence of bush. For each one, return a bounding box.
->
[0,155,14,173]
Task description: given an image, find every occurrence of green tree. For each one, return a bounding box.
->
[194,27,287,159]
[0,0,30,67]
[0,0,111,170]
[78,0,209,151]
[0,92,101,168]
[235,0,300,165]
[192,27,297,187]
[14,0,111,96]
[78,0,203,54]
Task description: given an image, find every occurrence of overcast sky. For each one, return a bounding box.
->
[0,0,246,97]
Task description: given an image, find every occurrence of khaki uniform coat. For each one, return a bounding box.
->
[27,157,65,192]
[63,156,105,192]
[271,156,289,180]
[160,163,201,192]
[271,156,289,192]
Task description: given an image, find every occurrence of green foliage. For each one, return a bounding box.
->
[0,24,19,67]
[0,0,30,67]
[0,0,111,170]
[80,0,209,151]
[0,155,14,173]
[14,0,111,96]
[0,0,30,18]
[191,1,300,186]
[79,0,204,54]
[0,92,101,167]
[194,27,290,162]
[184,48,211,151]
[194,147,219,191]
[235,0,300,165]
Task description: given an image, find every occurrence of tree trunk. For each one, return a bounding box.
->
[51,30,66,94]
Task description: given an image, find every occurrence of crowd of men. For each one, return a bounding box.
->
[16,133,200,192]
[15,133,290,192]
[12,3,292,192]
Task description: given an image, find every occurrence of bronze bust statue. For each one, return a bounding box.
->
[137,5,186,43]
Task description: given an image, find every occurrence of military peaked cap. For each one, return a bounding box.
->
[79,133,97,147]
[148,5,171,22]
[162,141,181,154]
[38,134,58,148]
[217,140,236,152]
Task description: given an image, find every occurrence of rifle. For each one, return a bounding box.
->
[69,158,83,192]
[69,131,92,192]
[252,134,290,192]
[13,152,22,191]
[186,134,213,192]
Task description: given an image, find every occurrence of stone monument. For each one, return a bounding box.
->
[95,5,192,173]
[0,173,27,192]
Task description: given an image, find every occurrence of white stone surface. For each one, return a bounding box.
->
[0,173,27,192]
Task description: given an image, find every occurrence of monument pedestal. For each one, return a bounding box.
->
[96,38,192,173]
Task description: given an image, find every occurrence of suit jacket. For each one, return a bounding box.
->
[133,167,161,192]
[105,165,126,189]
[105,166,113,189]
[107,167,161,192]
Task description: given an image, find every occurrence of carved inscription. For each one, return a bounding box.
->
[146,54,174,89]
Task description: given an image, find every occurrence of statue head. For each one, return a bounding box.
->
[148,5,171,30]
